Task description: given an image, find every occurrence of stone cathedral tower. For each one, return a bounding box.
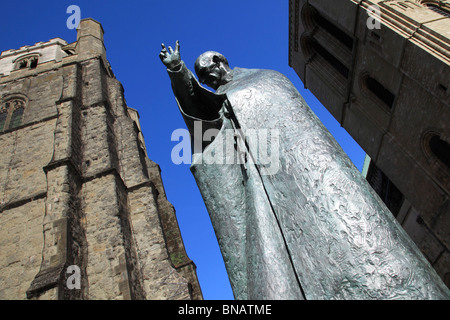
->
[0,18,202,300]
[289,0,449,287]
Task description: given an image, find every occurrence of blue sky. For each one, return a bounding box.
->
[0,1,365,300]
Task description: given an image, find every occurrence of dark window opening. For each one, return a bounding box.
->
[427,4,450,18]
[366,161,404,217]
[0,112,7,132]
[365,76,395,108]
[1,99,26,132]
[438,83,448,92]
[18,60,28,69]
[138,145,149,179]
[16,56,39,70]
[313,11,354,50]
[371,31,381,41]
[429,135,450,169]
[188,283,194,298]
[416,215,425,225]
[29,58,38,69]
[9,107,24,129]
[312,40,349,78]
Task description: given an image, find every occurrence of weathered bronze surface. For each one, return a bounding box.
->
[160,42,450,300]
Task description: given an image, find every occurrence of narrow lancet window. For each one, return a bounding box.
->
[429,135,450,169]
[9,107,24,129]
[0,98,26,132]
[365,76,395,109]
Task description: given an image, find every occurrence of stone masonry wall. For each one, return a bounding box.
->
[0,198,46,298]
[0,18,202,299]
[0,68,59,299]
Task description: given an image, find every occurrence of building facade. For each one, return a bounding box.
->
[289,0,449,287]
[0,18,202,300]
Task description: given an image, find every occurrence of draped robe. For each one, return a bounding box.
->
[166,62,450,300]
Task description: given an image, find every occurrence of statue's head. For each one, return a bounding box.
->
[195,51,232,90]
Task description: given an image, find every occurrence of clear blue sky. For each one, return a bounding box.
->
[0,1,365,300]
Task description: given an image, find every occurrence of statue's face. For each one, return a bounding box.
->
[195,52,231,90]
[199,60,223,90]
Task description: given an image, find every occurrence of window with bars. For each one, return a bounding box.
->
[426,4,450,18]
[0,99,26,132]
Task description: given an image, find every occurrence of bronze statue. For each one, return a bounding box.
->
[160,41,450,300]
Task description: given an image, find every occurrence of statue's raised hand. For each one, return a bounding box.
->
[160,41,181,70]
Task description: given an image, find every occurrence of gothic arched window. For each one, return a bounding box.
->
[0,98,26,132]
[14,55,39,71]
[429,134,450,169]
[422,131,450,172]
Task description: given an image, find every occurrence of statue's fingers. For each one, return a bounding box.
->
[159,51,168,60]
[168,46,174,54]
[175,40,180,53]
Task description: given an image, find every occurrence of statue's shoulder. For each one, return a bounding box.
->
[232,67,287,83]
[231,68,292,91]
[239,67,288,80]
[233,67,282,76]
